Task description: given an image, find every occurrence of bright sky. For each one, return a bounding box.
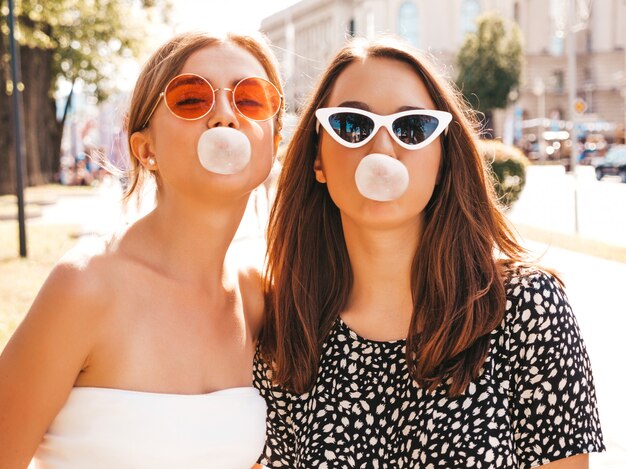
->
[171,0,301,34]
[109,1,301,92]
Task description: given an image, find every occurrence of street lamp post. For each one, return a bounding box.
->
[567,0,578,171]
[533,77,546,162]
[622,0,626,144]
[8,0,28,257]
[566,0,579,234]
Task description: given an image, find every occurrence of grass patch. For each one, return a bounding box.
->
[514,223,626,264]
[0,221,78,351]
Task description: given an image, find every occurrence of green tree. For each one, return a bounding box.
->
[0,0,170,195]
[478,139,528,209]
[456,12,523,137]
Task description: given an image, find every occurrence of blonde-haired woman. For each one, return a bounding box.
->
[0,31,283,468]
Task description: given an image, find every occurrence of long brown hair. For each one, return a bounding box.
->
[124,31,284,200]
[260,37,527,397]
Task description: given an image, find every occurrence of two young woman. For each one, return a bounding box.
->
[0,29,602,469]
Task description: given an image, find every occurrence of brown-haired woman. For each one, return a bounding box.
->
[255,37,604,468]
[0,31,283,468]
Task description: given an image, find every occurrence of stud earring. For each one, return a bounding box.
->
[148,157,156,166]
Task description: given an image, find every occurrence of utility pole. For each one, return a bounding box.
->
[622,0,626,144]
[566,0,579,234]
[533,77,546,162]
[567,0,578,172]
[8,0,28,257]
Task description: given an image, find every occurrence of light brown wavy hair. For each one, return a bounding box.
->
[124,31,284,200]
[260,37,528,397]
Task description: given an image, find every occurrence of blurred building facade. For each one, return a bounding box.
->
[261,0,626,147]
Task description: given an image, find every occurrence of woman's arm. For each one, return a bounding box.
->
[0,262,105,467]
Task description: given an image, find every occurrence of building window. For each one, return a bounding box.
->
[585,29,592,52]
[397,1,419,47]
[548,0,565,55]
[548,34,565,55]
[513,1,520,23]
[348,18,355,37]
[551,70,564,93]
[461,0,481,37]
[583,67,593,85]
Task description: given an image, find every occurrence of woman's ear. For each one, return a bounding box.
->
[313,155,326,183]
[130,131,157,170]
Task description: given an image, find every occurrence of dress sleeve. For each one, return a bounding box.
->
[507,270,605,468]
[253,351,297,468]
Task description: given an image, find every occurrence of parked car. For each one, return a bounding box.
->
[595,145,626,183]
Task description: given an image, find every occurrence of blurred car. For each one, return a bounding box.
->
[595,145,626,183]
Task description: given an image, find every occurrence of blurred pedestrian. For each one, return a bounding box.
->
[0,30,283,468]
[255,37,604,468]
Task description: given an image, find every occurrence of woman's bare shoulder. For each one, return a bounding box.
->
[45,233,129,313]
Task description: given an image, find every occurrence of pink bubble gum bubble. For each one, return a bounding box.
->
[197,127,251,175]
[354,153,409,202]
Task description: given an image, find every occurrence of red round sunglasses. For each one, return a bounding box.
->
[141,73,282,129]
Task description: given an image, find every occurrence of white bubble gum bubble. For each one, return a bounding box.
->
[197,127,251,175]
[354,153,409,202]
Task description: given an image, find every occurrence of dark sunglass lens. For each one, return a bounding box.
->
[393,114,439,146]
[328,112,375,144]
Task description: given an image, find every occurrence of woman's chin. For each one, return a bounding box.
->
[343,200,422,230]
[174,166,270,202]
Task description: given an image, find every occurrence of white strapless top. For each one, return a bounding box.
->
[31,386,266,469]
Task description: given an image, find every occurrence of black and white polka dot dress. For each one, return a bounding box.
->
[254,268,605,468]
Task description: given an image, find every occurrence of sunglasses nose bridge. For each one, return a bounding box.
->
[213,87,251,121]
[212,87,234,108]
[207,87,241,128]
[369,121,399,156]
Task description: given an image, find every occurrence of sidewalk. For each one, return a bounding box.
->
[508,165,626,249]
[31,177,267,242]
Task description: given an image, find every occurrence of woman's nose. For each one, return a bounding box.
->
[207,89,240,129]
[369,127,398,158]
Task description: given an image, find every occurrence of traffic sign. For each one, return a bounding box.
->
[573,98,587,115]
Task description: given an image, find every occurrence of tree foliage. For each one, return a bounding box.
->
[0,0,170,194]
[456,12,523,115]
[478,140,529,209]
[2,0,170,98]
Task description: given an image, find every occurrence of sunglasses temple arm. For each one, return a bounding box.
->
[141,92,164,130]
